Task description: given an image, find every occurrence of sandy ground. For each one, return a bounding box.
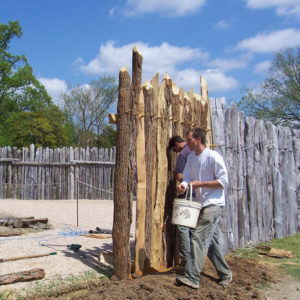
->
[1,199,300,300]
[0,199,135,292]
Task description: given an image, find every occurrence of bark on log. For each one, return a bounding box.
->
[113,46,143,280]
[112,66,133,280]
[0,269,45,285]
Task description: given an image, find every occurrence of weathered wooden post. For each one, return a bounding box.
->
[113,46,143,279]
[112,66,132,279]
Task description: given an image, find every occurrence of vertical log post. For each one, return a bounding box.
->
[113,46,143,279]
[134,82,146,275]
[112,66,133,279]
[200,76,213,148]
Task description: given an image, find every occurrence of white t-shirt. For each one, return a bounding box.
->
[182,148,228,207]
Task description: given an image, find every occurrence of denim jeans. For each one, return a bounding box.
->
[177,225,191,260]
[183,204,231,285]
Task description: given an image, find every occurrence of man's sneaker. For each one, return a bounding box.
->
[218,273,233,287]
[175,276,199,289]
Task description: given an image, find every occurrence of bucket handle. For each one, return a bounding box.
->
[184,184,193,206]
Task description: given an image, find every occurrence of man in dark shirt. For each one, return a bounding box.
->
[169,135,193,264]
[169,135,192,182]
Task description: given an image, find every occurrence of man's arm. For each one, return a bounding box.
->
[187,180,223,189]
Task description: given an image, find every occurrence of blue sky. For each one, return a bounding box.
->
[1,0,300,107]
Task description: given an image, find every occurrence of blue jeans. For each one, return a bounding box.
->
[183,205,231,285]
[177,225,191,260]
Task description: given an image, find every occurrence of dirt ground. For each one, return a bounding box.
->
[38,257,298,300]
[1,200,300,300]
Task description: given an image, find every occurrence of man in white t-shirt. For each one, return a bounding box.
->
[175,128,232,289]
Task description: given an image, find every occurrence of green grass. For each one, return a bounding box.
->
[0,270,109,300]
[230,233,300,280]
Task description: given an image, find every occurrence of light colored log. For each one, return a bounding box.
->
[134,87,146,275]
[200,77,213,148]
[292,129,300,230]
[23,147,28,200]
[245,116,259,243]
[183,92,192,136]
[12,147,18,199]
[209,97,228,253]
[151,77,168,270]
[278,126,298,236]
[7,146,12,198]
[144,80,156,268]
[108,113,117,124]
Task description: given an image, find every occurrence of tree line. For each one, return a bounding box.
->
[0,21,117,148]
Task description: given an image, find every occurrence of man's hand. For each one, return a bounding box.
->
[175,173,183,182]
[177,183,185,195]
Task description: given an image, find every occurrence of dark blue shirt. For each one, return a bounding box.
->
[174,144,192,175]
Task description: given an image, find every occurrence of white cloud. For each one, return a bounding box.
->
[253,60,271,74]
[206,54,252,71]
[76,41,209,83]
[39,78,68,105]
[175,69,238,92]
[246,0,300,18]
[76,41,239,94]
[235,28,300,53]
[123,0,206,17]
[214,20,231,30]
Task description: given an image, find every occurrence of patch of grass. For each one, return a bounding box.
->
[0,270,109,300]
[230,233,300,280]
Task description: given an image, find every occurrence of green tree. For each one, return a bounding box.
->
[96,125,117,148]
[62,75,118,146]
[5,112,59,147]
[238,47,300,128]
[0,21,51,115]
[0,21,70,147]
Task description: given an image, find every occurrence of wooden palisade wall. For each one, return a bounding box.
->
[0,145,115,200]
[113,46,300,280]
[112,46,212,279]
[210,98,300,253]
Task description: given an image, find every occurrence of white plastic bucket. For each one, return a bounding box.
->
[171,185,201,228]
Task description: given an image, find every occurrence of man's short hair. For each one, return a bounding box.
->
[168,135,184,148]
[191,128,206,146]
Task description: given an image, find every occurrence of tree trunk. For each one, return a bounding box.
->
[112,66,133,280]
[113,46,143,279]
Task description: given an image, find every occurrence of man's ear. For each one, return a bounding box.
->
[175,142,179,146]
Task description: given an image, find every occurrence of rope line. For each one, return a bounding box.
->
[0,226,88,245]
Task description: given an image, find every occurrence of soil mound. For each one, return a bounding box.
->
[40,257,277,300]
